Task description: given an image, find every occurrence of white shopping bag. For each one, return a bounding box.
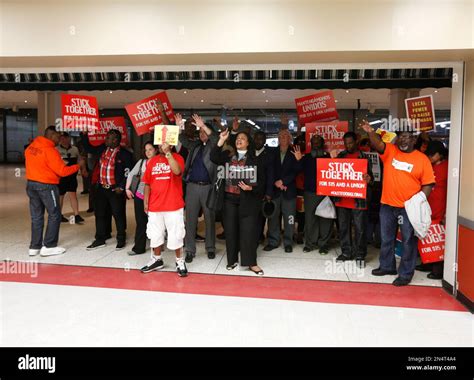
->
[315,196,337,219]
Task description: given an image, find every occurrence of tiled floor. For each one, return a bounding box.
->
[0,165,442,286]
[0,281,471,347]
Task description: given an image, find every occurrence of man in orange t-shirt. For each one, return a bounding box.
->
[362,122,435,286]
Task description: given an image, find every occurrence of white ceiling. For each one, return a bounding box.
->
[0,87,452,111]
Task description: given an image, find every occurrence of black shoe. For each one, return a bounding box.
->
[336,254,353,262]
[303,246,313,253]
[393,276,411,286]
[74,215,85,224]
[372,267,398,276]
[217,232,225,240]
[141,258,164,273]
[319,247,329,255]
[61,215,69,223]
[427,272,443,280]
[185,252,194,263]
[207,251,216,259]
[86,241,106,250]
[115,242,126,251]
[127,250,145,256]
[176,260,188,277]
[226,262,238,270]
[263,245,278,252]
[195,234,205,242]
[415,263,431,272]
[284,246,293,253]
[81,190,89,195]
[86,208,94,213]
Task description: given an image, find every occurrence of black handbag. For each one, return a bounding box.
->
[129,159,144,195]
[206,177,225,211]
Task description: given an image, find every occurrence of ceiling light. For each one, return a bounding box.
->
[335,100,338,103]
[183,90,187,94]
[200,99,204,102]
[109,91,113,94]
[24,100,28,103]
[434,90,438,93]
[262,90,266,94]
[265,99,269,103]
[345,90,350,93]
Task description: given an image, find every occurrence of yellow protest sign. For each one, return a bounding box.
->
[153,124,180,146]
[375,128,397,143]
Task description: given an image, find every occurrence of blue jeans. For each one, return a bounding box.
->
[26,180,62,249]
[379,204,418,280]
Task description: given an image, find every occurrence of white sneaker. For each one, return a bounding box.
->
[29,249,41,256]
[40,246,66,257]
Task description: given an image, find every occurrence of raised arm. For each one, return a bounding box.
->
[361,121,385,154]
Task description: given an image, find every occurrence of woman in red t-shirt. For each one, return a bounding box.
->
[416,141,448,280]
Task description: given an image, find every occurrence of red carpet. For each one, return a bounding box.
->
[0,262,467,312]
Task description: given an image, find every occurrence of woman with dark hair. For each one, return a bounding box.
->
[210,129,265,275]
[125,141,158,255]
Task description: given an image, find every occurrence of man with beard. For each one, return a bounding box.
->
[362,122,435,286]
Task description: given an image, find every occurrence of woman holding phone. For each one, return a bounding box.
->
[210,128,265,275]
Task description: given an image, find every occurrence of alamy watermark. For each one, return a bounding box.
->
[216,163,257,184]
[0,260,38,278]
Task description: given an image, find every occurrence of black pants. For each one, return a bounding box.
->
[94,186,126,244]
[132,196,148,253]
[337,207,368,258]
[223,195,259,267]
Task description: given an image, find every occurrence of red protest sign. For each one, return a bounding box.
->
[305,121,348,153]
[405,95,436,132]
[125,91,175,136]
[295,90,338,124]
[418,223,445,264]
[316,158,367,199]
[61,94,99,133]
[89,117,129,147]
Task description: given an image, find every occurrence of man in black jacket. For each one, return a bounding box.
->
[254,131,275,243]
[81,129,134,251]
[264,129,302,253]
[179,114,218,263]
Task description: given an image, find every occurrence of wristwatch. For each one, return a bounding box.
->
[165,152,172,159]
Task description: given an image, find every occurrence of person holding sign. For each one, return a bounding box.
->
[415,141,449,280]
[362,122,435,286]
[140,142,188,277]
[293,134,332,254]
[333,132,373,266]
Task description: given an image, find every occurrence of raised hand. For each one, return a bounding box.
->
[291,145,303,161]
[232,116,239,132]
[175,113,184,129]
[361,120,373,133]
[191,114,205,129]
[220,129,230,141]
[161,142,171,154]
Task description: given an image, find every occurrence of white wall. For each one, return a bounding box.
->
[1,0,473,58]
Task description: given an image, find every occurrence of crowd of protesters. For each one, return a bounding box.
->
[24,106,447,285]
